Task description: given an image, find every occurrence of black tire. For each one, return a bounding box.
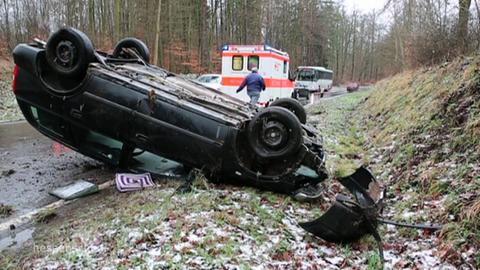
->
[270,98,307,124]
[247,107,303,159]
[113,38,150,63]
[45,27,95,78]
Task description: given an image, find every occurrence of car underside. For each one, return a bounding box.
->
[12,28,383,248]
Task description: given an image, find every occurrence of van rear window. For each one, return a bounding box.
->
[232,56,243,71]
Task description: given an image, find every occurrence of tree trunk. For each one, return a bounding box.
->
[153,0,162,65]
[2,0,12,51]
[458,0,472,53]
[88,0,96,42]
[114,0,121,40]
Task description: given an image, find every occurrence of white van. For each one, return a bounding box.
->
[293,66,333,103]
[220,44,294,105]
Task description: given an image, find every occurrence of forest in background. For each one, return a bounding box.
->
[1,0,479,83]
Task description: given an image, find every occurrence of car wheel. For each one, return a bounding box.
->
[270,98,307,124]
[247,107,303,159]
[113,38,150,63]
[45,27,95,78]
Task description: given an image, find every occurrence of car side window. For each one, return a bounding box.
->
[232,56,243,71]
[203,76,212,83]
[129,148,182,175]
[30,106,67,138]
[81,130,123,163]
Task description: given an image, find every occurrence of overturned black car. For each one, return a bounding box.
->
[12,28,382,245]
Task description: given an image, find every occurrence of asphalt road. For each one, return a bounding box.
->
[323,85,371,99]
[0,121,114,223]
[324,86,347,98]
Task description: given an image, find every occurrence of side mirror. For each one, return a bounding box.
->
[288,71,296,82]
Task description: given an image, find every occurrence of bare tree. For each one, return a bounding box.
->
[153,0,162,65]
[458,0,472,53]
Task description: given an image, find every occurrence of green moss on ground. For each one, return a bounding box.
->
[307,90,372,177]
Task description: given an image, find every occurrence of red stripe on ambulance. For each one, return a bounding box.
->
[221,77,293,88]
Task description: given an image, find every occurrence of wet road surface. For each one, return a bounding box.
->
[323,85,370,99]
[0,121,115,223]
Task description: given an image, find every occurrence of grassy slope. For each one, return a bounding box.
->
[361,57,479,250]
[316,56,479,267]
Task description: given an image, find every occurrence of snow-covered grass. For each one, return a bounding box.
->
[0,60,23,122]
[0,185,385,269]
[1,182,457,269]
[308,91,371,177]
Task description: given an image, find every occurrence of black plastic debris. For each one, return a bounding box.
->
[300,167,382,243]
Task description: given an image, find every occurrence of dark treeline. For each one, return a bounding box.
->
[1,0,479,82]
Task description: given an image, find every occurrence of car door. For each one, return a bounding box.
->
[61,75,137,165]
[130,88,227,170]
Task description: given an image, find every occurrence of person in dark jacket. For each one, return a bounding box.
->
[236,67,266,105]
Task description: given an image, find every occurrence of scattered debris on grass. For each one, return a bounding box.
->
[34,208,57,224]
[0,203,13,218]
[50,180,99,200]
[1,169,15,177]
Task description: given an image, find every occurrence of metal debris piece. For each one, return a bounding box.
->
[300,167,443,265]
[300,167,385,264]
[49,180,99,200]
[300,167,382,243]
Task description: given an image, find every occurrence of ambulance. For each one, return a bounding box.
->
[220,44,293,105]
